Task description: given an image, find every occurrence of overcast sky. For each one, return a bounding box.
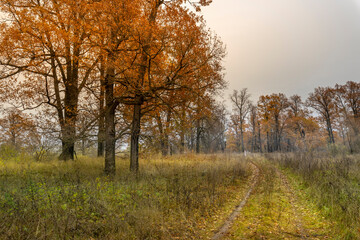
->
[201,0,360,106]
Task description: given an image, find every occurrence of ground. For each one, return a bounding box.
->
[0,154,358,239]
[214,157,345,240]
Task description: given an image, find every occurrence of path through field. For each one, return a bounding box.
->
[212,158,334,239]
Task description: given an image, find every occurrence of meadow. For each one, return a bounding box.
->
[0,153,250,239]
[2,150,360,239]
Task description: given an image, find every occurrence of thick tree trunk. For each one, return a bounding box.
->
[59,138,75,161]
[130,101,142,172]
[104,102,116,175]
[104,62,117,176]
[97,63,106,157]
[59,89,78,161]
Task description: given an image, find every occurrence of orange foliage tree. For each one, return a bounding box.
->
[0,0,100,160]
[257,93,289,152]
[334,81,360,152]
[90,0,225,174]
[306,87,337,144]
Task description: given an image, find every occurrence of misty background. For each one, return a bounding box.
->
[201,0,360,105]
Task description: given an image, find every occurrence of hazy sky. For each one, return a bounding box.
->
[201,0,360,105]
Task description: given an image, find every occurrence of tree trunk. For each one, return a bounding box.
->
[59,138,75,161]
[104,102,116,175]
[130,100,142,172]
[326,117,335,144]
[274,116,280,151]
[240,127,245,153]
[97,63,106,157]
[81,137,86,155]
[180,104,186,154]
[104,61,117,176]
[180,131,185,154]
[97,133,105,157]
[59,92,78,161]
[196,119,201,154]
[258,122,262,152]
[155,113,168,157]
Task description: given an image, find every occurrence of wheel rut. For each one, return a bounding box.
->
[211,160,260,240]
[211,159,334,239]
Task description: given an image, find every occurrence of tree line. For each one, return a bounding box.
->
[228,82,359,153]
[0,1,358,176]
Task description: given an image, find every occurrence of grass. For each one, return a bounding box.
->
[0,153,250,239]
[228,157,335,239]
[268,153,360,239]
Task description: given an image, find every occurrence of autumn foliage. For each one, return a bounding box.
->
[0,0,226,174]
[0,0,359,175]
[228,82,359,153]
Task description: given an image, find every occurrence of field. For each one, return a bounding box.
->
[0,154,250,239]
[1,153,360,239]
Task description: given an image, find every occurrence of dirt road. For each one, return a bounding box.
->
[212,158,334,239]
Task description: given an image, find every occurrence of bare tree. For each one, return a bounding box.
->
[230,88,251,152]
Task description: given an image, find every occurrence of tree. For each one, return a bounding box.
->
[76,0,225,174]
[230,88,251,152]
[334,81,360,152]
[0,0,100,160]
[0,108,40,148]
[248,103,261,152]
[307,87,337,144]
[258,93,289,152]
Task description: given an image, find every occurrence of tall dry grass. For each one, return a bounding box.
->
[267,152,360,239]
[0,153,250,239]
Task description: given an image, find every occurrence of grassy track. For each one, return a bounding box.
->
[225,158,336,239]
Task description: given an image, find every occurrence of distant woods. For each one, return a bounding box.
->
[228,82,359,153]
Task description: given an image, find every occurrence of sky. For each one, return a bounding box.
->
[201,0,360,106]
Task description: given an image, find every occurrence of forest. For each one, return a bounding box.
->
[0,0,359,239]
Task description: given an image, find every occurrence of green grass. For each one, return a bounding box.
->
[228,158,335,239]
[269,153,360,239]
[0,153,250,239]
